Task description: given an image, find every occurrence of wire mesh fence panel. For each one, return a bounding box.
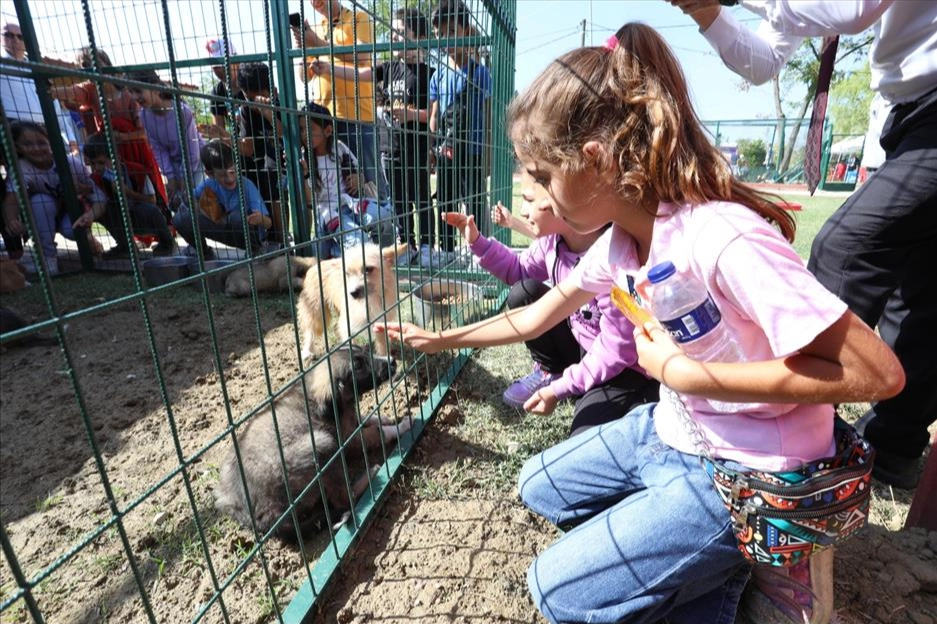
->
[0,0,515,621]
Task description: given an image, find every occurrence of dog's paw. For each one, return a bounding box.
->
[331,510,352,531]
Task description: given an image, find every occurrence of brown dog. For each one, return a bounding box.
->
[213,344,411,541]
[224,254,318,297]
[297,243,407,359]
[0,259,27,294]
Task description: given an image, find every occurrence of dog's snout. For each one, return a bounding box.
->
[350,286,365,299]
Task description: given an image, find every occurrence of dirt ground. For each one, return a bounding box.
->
[1,272,935,624]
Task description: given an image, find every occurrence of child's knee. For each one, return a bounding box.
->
[517,454,554,516]
[506,279,548,310]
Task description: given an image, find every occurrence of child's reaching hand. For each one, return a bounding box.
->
[442,212,480,244]
[374,322,445,354]
[491,201,511,228]
[524,387,559,416]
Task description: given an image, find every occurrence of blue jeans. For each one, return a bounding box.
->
[518,403,750,623]
[320,202,396,259]
[29,193,75,261]
[334,118,389,202]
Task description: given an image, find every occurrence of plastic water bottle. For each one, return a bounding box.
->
[647,261,742,363]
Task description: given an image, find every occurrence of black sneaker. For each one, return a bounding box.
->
[872,448,921,490]
[152,242,179,257]
[102,246,130,259]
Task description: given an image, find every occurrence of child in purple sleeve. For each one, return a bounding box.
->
[443,171,658,436]
[126,70,204,204]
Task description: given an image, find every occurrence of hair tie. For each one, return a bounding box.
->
[603,34,619,51]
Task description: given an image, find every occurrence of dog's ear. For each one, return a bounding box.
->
[382,243,410,262]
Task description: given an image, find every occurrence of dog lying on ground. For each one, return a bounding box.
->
[297,243,407,359]
[224,254,318,297]
[213,344,411,541]
[0,306,58,349]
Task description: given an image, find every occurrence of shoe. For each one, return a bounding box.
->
[855,410,921,489]
[871,448,920,489]
[261,240,284,254]
[739,549,835,624]
[102,246,130,260]
[184,245,215,261]
[151,243,179,257]
[502,363,561,409]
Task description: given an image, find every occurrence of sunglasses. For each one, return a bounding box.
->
[4,32,24,40]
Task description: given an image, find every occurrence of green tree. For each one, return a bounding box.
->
[737,138,768,168]
[828,63,873,135]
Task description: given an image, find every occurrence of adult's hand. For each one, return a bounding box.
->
[666,0,722,30]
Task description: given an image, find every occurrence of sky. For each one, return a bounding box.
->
[513,0,791,122]
[2,0,803,147]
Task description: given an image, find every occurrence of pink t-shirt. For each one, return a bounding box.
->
[572,201,848,471]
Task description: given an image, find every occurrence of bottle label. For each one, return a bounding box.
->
[660,297,722,344]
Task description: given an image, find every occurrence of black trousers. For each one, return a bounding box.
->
[507,279,660,437]
[101,200,175,251]
[808,89,937,459]
[383,152,433,249]
[436,148,486,251]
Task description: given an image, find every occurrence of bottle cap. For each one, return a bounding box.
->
[647,261,676,284]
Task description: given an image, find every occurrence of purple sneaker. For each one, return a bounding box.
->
[502,363,561,409]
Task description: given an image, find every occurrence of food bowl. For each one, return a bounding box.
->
[142,256,190,288]
[411,279,483,329]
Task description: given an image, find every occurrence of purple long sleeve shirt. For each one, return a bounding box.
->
[469,233,643,400]
[140,102,202,182]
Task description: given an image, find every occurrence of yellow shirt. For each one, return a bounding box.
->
[306,7,375,122]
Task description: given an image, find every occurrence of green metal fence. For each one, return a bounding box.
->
[0,0,515,621]
[702,117,863,188]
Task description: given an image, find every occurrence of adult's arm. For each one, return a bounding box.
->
[740,0,893,37]
[700,7,803,84]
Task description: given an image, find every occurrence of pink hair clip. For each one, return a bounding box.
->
[603,34,619,51]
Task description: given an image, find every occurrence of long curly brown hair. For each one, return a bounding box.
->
[508,23,795,242]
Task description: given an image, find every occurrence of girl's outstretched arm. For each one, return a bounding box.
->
[376,276,596,353]
[636,310,905,404]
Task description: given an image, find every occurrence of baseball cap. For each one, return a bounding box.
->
[205,37,237,58]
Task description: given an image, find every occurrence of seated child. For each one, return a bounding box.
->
[172,140,270,259]
[82,133,177,258]
[444,171,658,436]
[2,121,99,275]
[301,102,395,259]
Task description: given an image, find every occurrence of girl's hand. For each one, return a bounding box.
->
[442,212,479,244]
[633,321,698,389]
[374,322,444,354]
[524,387,558,416]
[491,202,513,228]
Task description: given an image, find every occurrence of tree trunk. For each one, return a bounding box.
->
[780,95,811,173]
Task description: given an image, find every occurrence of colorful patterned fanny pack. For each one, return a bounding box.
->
[705,418,874,567]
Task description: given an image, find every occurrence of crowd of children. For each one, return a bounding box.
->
[1,0,490,274]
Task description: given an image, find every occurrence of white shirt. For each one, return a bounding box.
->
[1,48,44,123]
[702,8,803,86]
[1,50,79,145]
[740,0,937,104]
[312,139,357,225]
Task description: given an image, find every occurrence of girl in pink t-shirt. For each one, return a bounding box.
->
[379,23,904,624]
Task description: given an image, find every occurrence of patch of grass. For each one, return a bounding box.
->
[93,552,123,575]
[35,492,64,513]
[257,576,300,622]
